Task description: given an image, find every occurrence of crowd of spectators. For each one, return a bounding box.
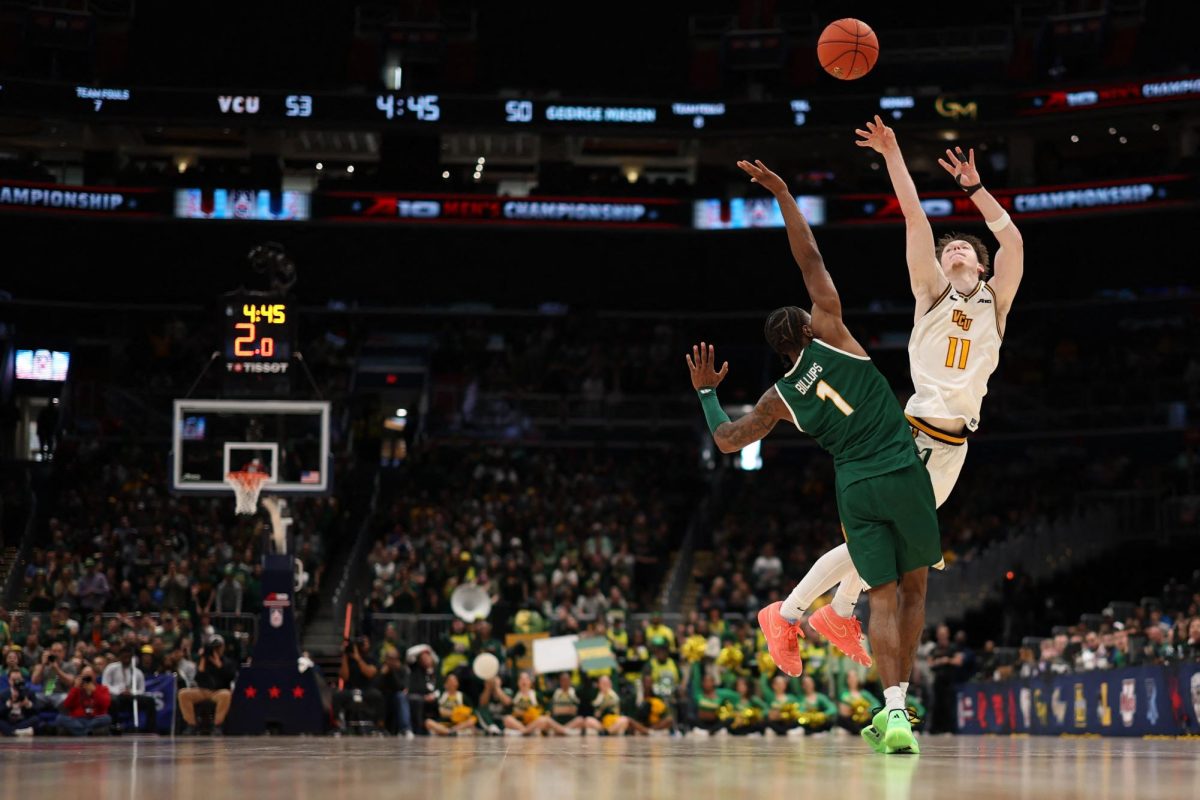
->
[359,445,696,629]
[0,600,242,735]
[15,442,337,626]
[0,440,345,736]
[330,603,917,739]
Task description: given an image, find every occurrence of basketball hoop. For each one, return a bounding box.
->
[226,470,270,515]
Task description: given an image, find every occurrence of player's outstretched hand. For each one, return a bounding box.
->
[938,146,981,188]
[854,114,897,154]
[736,159,788,196]
[686,342,729,392]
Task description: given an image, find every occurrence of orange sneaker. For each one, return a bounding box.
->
[756,601,805,677]
[809,604,872,667]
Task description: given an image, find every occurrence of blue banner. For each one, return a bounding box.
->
[1177,663,1200,733]
[144,673,176,734]
[957,664,1198,737]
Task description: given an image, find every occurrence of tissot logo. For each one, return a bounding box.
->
[226,361,289,374]
[218,95,260,114]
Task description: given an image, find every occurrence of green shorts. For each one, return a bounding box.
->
[836,461,941,589]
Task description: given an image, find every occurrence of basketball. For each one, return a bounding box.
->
[818,18,879,80]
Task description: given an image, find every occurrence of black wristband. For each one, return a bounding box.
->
[956,175,983,197]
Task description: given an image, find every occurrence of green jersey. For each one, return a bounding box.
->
[774,339,918,487]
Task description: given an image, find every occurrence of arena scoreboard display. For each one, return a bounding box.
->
[222,295,293,378]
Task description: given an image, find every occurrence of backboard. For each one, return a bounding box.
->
[171,399,331,494]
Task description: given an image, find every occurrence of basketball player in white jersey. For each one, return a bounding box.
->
[774,118,1024,725]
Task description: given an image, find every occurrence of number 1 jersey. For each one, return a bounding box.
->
[773,339,920,488]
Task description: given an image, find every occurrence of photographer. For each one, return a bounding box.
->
[333,634,384,732]
[1,668,38,736]
[31,641,77,710]
[178,635,236,734]
[54,666,112,736]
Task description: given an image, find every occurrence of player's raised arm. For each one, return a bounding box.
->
[938,146,1025,315]
[736,159,842,320]
[855,116,947,307]
[686,342,786,454]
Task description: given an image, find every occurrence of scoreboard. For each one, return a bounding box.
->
[222,295,293,384]
[1,76,1196,133]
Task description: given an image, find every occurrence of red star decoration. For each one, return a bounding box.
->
[244,686,257,699]
[292,686,305,699]
[268,686,281,699]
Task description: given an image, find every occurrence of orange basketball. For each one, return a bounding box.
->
[817,18,879,81]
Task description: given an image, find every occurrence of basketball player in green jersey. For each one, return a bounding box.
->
[685,159,940,754]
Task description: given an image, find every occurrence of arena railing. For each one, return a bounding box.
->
[4,611,260,651]
[366,611,689,649]
[1,469,36,608]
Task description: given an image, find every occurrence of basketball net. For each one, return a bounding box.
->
[226,470,270,515]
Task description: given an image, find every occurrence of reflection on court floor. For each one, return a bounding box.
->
[4,735,1198,800]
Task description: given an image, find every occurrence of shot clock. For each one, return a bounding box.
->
[223,295,294,376]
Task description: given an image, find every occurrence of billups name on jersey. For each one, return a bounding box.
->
[793,363,823,395]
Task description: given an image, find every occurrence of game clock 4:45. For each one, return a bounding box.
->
[224,297,294,364]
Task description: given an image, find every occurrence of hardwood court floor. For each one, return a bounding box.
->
[3,733,1198,800]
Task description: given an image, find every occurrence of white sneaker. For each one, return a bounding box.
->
[786,727,805,737]
[15,727,33,737]
[691,728,710,738]
[486,724,502,736]
[403,730,415,740]
[504,729,523,737]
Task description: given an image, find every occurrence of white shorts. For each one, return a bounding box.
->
[910,425,968,509]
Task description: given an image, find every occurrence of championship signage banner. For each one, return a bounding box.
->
[1020,75,1200,115]
[314,191,690,228]
[957,664,1192,737]
[824,175,1195,226]
[0,179,166,217]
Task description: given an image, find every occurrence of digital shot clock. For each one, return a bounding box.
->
[223,295,294,370]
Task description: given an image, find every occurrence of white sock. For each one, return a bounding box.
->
[884,686,905,712]
[899,681,909,705]
[830,572,861,618]
[780,543,856,622]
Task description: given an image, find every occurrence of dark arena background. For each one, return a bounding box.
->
[1,2,1198,798]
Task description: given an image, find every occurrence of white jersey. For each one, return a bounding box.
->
[905,280,1003,432]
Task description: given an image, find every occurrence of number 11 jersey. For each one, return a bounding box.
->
[906,280,1004,433]
[773,339,920,489]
